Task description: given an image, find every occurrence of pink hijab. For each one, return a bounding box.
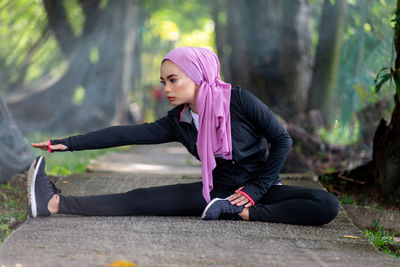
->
[163,47,232,203]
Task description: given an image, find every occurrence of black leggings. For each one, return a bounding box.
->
[59,182,339,226]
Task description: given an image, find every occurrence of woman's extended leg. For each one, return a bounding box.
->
[248,185,339,225]
[58,182,206,216]
[28,156,206,217]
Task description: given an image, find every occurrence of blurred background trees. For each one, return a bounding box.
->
[5,0,143,133]
[0,0,398,204]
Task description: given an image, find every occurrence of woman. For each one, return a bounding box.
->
[30,46,339,225]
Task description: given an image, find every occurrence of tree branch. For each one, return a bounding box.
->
[78,0,101,35]
[42,0,77,56]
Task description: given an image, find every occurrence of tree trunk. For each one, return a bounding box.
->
[370,0,400,204]
[341,0,400,206]
[211,0,230,83]
[372,95,400,204]
[307,0,347,126]
[0,94,35,183]
[218,0,312,121]
[113,0,140,124]
[5,0,142,134]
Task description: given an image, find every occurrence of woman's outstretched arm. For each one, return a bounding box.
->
[31,116,178,152]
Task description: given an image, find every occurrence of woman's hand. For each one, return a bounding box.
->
[31,141,68,152]
[228,186,253,208]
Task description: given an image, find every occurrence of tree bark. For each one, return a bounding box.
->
[42,0,79,56]
[218,0,312,121]
[307,0,348,125]
[372,95,400,204]
[113,0,140,124]
[0,94,35,183]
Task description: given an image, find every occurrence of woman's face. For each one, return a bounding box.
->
[160,60,199,109]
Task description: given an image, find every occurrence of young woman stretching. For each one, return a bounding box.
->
[30,46,339,225]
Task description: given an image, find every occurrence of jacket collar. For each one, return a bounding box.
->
[179,104,193,124]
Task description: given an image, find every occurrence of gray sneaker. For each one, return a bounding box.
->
[201,197,244,220]
[27,156,61,217]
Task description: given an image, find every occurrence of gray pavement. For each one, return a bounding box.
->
[0,143,399,266]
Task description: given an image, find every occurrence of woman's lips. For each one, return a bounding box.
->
[167,97,175,101]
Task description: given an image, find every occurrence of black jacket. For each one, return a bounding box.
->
[52,86,292,204]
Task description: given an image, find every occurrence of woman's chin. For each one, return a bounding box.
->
[169,100,182,106]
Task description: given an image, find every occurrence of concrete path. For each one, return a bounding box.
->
[0,143,399,266]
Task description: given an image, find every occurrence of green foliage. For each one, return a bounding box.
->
[0,0,64,92]
[392,6,400,29]
[62,0,84,37]
[140,0,215,101]
[374,67,393,93]
[2,0,396,147]
[317,119,360,145]
[372,203,387,211]
[42,149,114,176]
[340,194,355,205]
[0,224,10,243]
[320,173,334,181]
[373,1,400,98]
[357,194,367,206]
[90,45,99,63]
[311,0,394,145]
[48,165,71,176]
[374,66,400,98]
[364,221,400,258]
[72,85,86,106]
[332,0,396,143]
[0,181,27,244]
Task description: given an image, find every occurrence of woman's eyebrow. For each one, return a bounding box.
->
[160,74,178,80]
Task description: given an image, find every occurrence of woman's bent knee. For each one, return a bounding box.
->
[318,191,340,225]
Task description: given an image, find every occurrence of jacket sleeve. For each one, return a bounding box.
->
[50,115,178,152]
[238,88,293,204]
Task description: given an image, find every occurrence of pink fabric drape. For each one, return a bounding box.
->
[163,47,232,203]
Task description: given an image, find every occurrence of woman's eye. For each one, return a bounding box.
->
[160,81,165,85]
[170,79,176,83]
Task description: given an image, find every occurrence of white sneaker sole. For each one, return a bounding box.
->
[27,156,43,218]
[201,196,232,219]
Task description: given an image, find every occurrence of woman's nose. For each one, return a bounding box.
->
[163,84,171,93]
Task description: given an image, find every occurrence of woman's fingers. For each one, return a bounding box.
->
[244,202,252,208]
[228,193,241,202]
[31,142,48,150]
[231,187,253,207]
[229,193,250,206]
[235,198,250,206]
[31,141,47,147]
[234,186,244,193]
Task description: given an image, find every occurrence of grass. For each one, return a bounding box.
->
[0,132,131,244]
[340,194,356,205]
[0,181,27,243]
[364,221,400,258]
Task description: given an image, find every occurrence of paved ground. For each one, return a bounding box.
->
[0,143,399,266]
